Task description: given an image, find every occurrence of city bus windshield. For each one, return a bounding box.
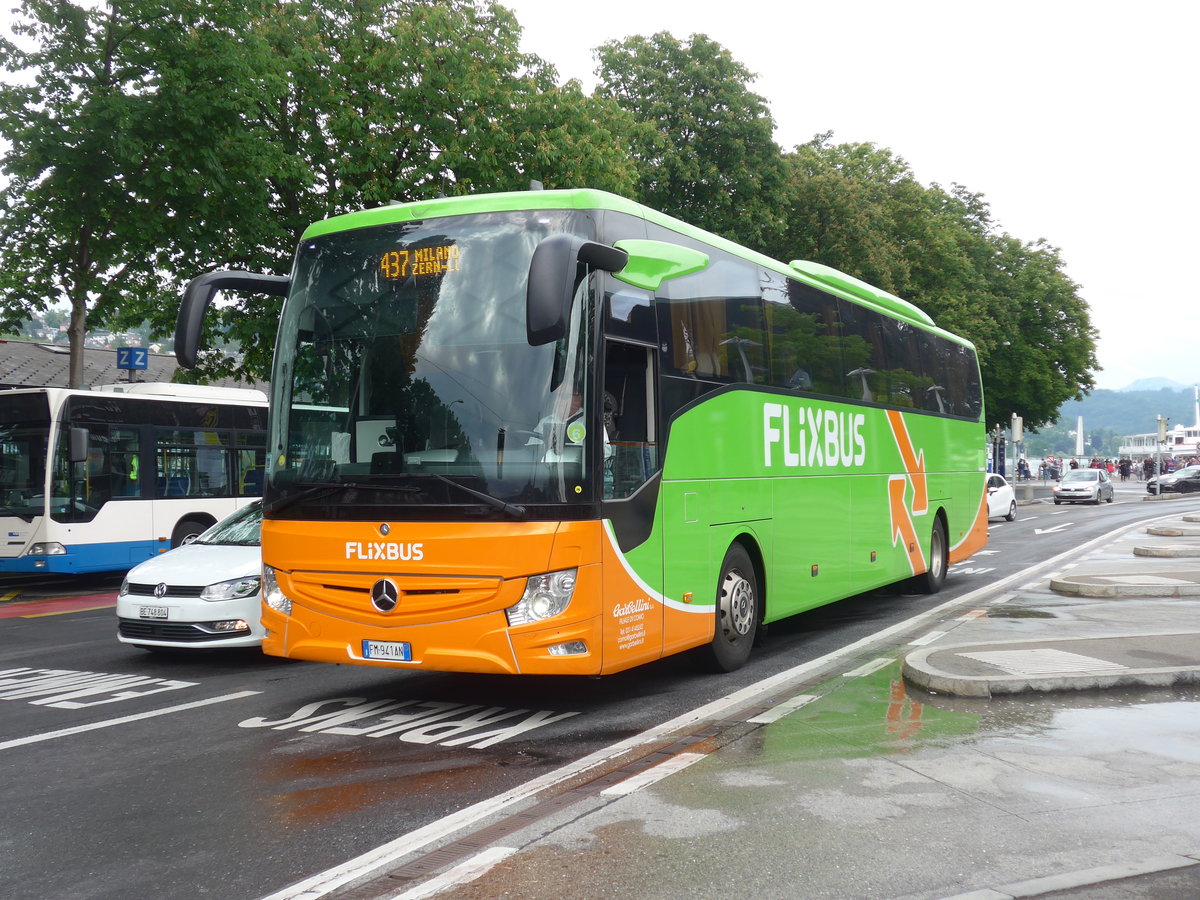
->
[0,393,51,520]
[269,209,599,516]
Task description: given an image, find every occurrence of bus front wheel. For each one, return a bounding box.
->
[171,517,212,548]
[699,543,759,673]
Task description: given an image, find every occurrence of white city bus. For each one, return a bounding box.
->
[0,383,268,574]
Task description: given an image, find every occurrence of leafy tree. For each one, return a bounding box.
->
[777,134,1098,430]
[0,0,281,386]
[594,32,787,252]
[1,0,637,385]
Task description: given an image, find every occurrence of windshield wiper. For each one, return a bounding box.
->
[430,474,527,519]
[0,504,34,523]
[265,479,420,515]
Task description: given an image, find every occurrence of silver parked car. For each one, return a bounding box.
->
[1052,468,1114,505]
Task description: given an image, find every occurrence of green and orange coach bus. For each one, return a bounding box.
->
[175,188,988,675]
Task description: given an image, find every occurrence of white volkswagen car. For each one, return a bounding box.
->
[116,501,263,650]
[985,473,1017,521]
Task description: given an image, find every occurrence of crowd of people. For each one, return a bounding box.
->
[1024,455,1200,482]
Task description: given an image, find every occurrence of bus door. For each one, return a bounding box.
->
[599,301,665,667]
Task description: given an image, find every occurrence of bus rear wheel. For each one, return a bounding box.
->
[699,543,758,673]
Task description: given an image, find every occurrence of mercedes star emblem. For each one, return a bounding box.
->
[370,578,400,613]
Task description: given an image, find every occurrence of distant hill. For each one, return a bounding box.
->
[1057,387,1198,434]
[1120,377,1191,392]
[1025,385,1199,456]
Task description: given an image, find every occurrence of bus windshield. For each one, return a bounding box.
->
[269,209,598,515]
[0,393,51,520]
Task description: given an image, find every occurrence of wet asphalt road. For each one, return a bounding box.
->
[1,483,1190,900]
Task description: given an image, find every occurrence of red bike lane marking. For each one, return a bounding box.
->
[0,594,117,619]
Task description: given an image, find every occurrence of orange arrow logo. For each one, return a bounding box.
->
[886,409,927,515]
[888,475,925,575]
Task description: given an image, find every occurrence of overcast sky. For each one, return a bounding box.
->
[505,0,1200,396]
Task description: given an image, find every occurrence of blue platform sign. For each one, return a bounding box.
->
[116,347,148,370]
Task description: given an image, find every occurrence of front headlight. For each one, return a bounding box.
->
[201,576,261,602]
[506,569,578,627]
[26,542,67,556]
[262,565,292,615]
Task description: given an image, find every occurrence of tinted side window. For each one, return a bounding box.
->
[835,300,888,403]
[878,318,929,408]
[658,257,764,383]
[771,277,848,398]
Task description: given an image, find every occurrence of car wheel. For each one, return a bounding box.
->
[698,543,758,673]
[1053,499,1061,505]
[1006,501,1016,522]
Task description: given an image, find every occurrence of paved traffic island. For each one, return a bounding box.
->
[903,510,1200,699]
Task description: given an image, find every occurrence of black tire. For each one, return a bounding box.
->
[699,543,759,673]
[1053,499,1061,505]
[1105,493,1114,503]
[910,517,948,594]
[1005,501,1016,522]
[171,517,211,548]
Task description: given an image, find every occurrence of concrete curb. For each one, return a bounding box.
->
[1049,571,1200,597]
[1134,544,1200,558]
[1146,523,1200,536]
[902,632,1200,698]
[937,851,1200,900]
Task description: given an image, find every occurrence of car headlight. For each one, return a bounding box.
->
[506,569,578,627]
[201,576,261,602]
[262,565,291,615]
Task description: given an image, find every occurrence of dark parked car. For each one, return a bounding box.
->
[1147,465,1200,494]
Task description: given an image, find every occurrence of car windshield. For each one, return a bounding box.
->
[194,501,262,546]
[1062,470,1098,482]
[1171,467,1200,477]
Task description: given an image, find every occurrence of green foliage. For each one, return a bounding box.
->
[594,32,787,251]
[0,0,282,385]
[0,0,636,384]
[774,134,1097,429]
[1,9,1097,418]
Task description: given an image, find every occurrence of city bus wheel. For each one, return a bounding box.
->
[700,543,758,673]
[171,517,210,548]
[911,517,947,595]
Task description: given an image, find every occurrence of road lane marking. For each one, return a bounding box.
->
[391,847,517,900]
[601,751,706,797]
[0,690,261,751]
[908,630,949,646]
[747,693,817,724]
[843,657,893,677]
[260,508,1191,900]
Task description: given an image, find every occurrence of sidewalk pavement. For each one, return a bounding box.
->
[384,503,1200,900]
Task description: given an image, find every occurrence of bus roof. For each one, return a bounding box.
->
[90,383,268,403]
